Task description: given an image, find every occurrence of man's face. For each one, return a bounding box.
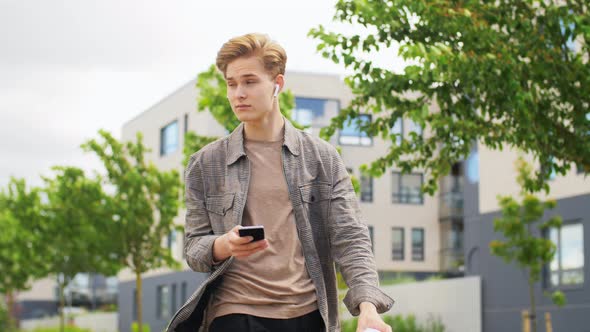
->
[225,56,278,125]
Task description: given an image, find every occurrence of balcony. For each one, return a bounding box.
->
[439,176,464,222]
[439,247,465,274]
[438,171,465,275]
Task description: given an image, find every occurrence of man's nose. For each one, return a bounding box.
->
[236,85,247,99]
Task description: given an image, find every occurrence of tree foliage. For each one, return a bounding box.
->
[0,178,45,294]
[82,130,182,332]
[0,178,46,329]
[490,157,565,332]
[41,167,122,332]
[309,0,590,194]
[42,167,122,279]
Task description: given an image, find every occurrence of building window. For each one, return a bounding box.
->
[549,223,584,287]
[412,228,425,261]
[293,97,339,134]
[156,285,171,319]
[339,114,372,146]
[577,164,586,175]
[466,151,480,184]
[368,225,374,253]
[391,118,403,145]
[160,120,179,156]
[293,97,324,130]
[360,174,373,202]
[167,230,176,251]
[392,172,424,204]
[541,156,557,181]
[171,283,177,312]
[184,113,189,134]
[181,282,188,304]
[392,227,404,261]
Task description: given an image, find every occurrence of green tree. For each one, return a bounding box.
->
[0,178,46,329]
[489,157,565,332]
[309,0,590,194]
[82,131,182,332]
[183,64,299,165]
[41,167,122,332]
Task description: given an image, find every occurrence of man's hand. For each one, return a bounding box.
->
[356,302,392,332]
[213,225,268,261]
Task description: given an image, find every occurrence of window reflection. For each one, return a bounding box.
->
[549,223,584,287]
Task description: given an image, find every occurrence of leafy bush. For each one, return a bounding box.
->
[131,321,151,332]
[98,303,117,312]
[379,273,417,286]
[341,314,445,332]
[29,327,91,332]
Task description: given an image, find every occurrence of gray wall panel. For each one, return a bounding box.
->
[118,270,208,332]
[465,189,590,332]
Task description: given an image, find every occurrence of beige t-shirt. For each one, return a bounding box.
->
[207,137,318,320]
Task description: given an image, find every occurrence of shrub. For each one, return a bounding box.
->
[131,322,151,332]
[341,314,445,332]
[30,327,91,332]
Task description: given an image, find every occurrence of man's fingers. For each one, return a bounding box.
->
[231,235,254,244]
[232,240,267,252]
[232,241,268,257]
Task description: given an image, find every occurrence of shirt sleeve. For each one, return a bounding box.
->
[326,147,394,315]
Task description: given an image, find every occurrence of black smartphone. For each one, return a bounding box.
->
[238,225,265,242]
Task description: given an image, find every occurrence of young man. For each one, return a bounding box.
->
[166,33,394,332]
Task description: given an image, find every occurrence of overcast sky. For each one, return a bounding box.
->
[0,0,401,188]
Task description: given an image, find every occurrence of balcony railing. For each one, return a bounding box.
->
[439,176,464,221]
[439,192,464,220]
[439,248,464,273]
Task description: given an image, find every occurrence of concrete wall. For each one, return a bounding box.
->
[121,271,481,332]
[341,276,482,332]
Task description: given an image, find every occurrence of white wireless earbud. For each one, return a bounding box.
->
[273,84,280,97]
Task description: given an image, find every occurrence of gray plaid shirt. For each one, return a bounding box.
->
[167,118,394,332]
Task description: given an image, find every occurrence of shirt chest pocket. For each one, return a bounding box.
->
[205,193,236,234]
[299,182,331,223]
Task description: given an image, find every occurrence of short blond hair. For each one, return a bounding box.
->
[216,33,287,78]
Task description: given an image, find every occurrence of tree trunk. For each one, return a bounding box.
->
[136,271,143,332]
[90,273,97,311]
[6,291,16,330]
[59,280,66,332]
[528,280,537,332]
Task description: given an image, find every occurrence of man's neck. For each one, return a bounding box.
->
[243,110,285,142]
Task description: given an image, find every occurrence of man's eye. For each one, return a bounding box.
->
[246,81,256,84]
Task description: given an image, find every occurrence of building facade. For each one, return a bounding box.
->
[463,144,589,332]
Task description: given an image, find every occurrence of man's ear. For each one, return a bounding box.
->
[275,74,285,93]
